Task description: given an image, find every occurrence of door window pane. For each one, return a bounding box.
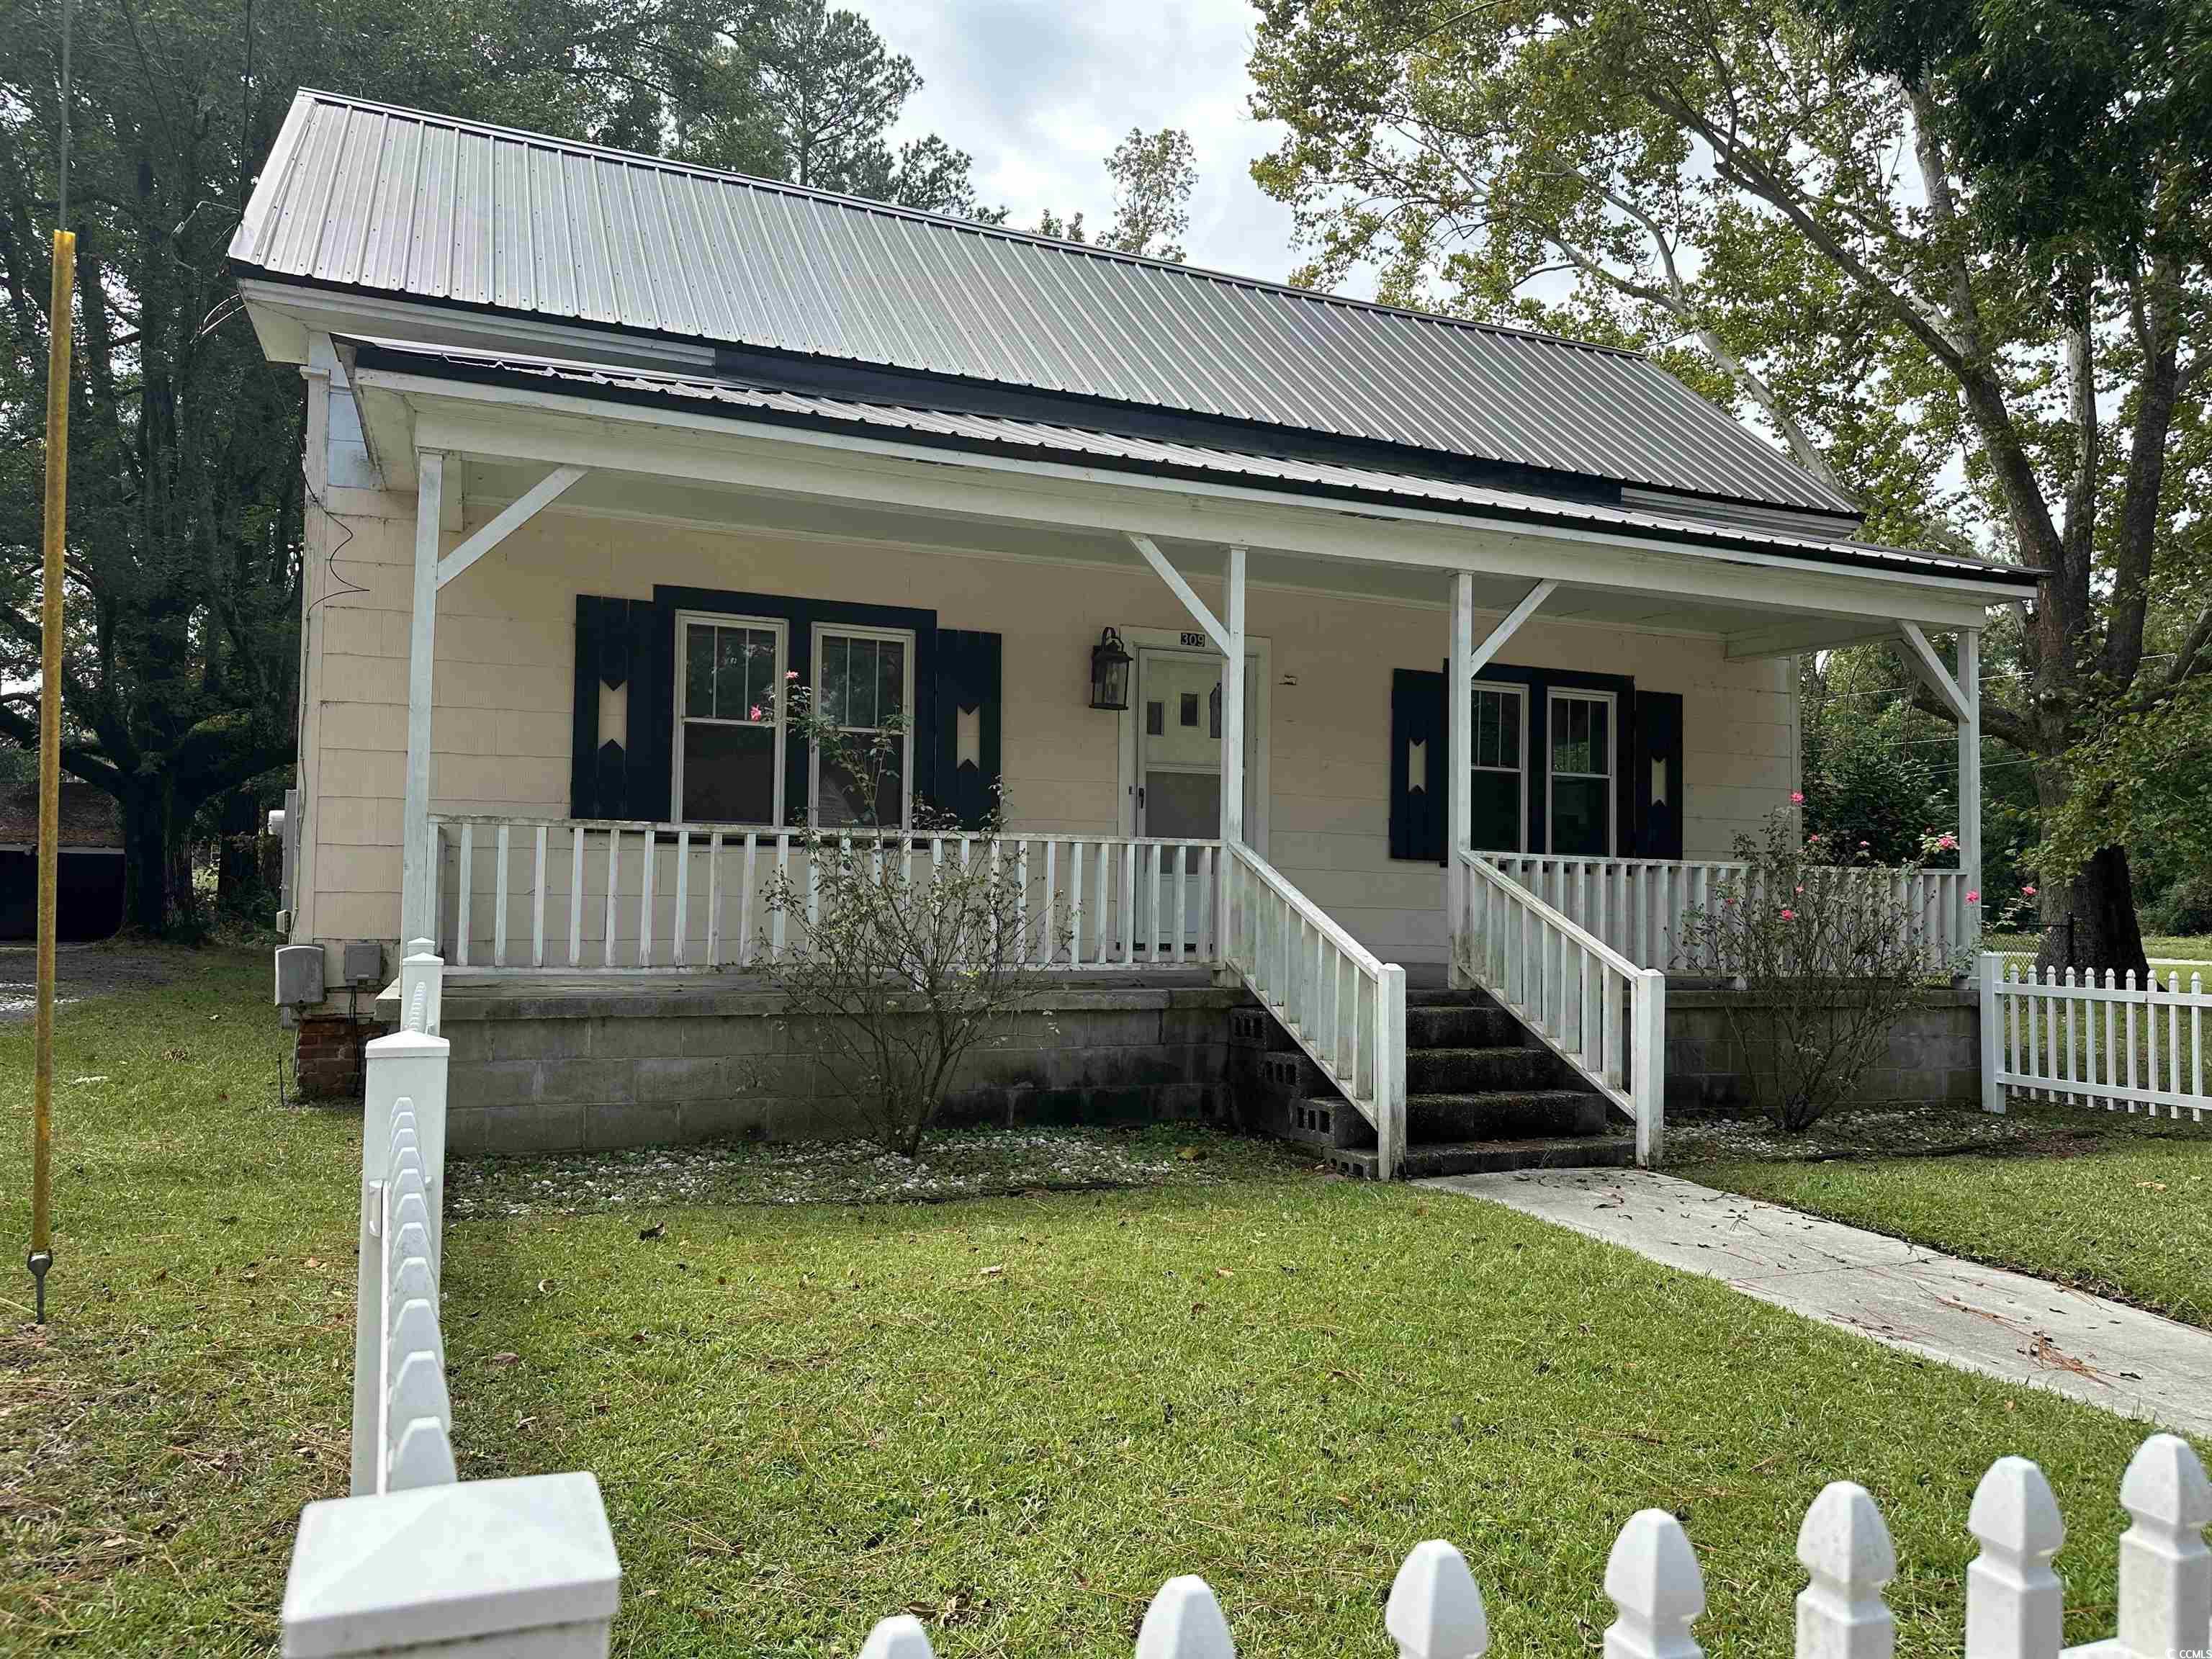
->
[1145,771,1220,840]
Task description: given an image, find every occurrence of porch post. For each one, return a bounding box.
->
[1447,572,1474,987]
[400,450,444,946]
[1218,546,1246,968]
[1959,626,1982,953]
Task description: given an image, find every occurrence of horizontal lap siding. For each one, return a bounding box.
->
[296,489,1796,965]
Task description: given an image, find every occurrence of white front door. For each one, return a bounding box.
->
[1134,646,1259,952]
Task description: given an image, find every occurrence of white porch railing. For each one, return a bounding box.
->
[1222,842,1406,1178]
[858,1433,2206,1659]
[1484,855,1973,976]
[1457,853,1665,1165]
[428,816,1219,973]
[1980,956,2211,1121]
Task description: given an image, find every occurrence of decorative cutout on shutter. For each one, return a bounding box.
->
[932,629,1001,828]
[1633,690,1684,859]
[1390,668,1447,863]
[571,596,629,818]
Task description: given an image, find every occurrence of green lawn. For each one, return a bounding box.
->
[1681,1103,2212,1331]
[3,951,2195,1658]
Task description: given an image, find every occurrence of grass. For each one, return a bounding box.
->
[1680,1102,2212,1330]
[4,950,2197,1657]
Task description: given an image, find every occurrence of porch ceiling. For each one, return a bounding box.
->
[349,358,2022,647]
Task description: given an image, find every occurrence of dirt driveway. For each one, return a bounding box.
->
[0,943,179,1022]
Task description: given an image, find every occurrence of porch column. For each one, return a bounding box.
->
[400,450,443,945]
[1447,573,1474,987]
[1959,626,1982,951]
[1218,547,1246,963]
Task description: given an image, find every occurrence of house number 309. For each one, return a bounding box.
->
[1179,631,1206,647]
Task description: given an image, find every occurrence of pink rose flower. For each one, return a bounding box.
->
[2022,884,2037,897]
[1858,840,1870,849]
[786,670,799,680]
[1779,908,1797,921]
[1938,832,1959,850]
[1966,890,1980,904]
[1790,791,1805,805]
[750,705,764,721]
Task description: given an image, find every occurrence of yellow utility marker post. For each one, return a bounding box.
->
[30,228,73,1323]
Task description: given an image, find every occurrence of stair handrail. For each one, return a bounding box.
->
[1458,850,1666,1166]
[1225,840,1406,1179]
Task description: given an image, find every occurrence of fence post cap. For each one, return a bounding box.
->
[1386,1539,1488,1659]
[2118,1434,2212,1532]
[403,939,439,961]
[1968,1457,2065,1559]
[1135,1575,1236,1659]
[858,1614,937,1659]
[1604,1509,1704,1659]
[365,1028,450,1059]
[281,1470,619,1658]
[1797,1482,1895,1586]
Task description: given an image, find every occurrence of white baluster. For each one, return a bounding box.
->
[638,824,656,968]
[1604,1510,1704,1659]
[531,824,547,968]
[493,823,509,968]
[1042,839,1056,966]
[1796,1483,1894,1659]
[673,827,691,967]
[706,829,724,966]
[1386,1539,1488,1659]
[858,1614,937,1659]
[602,827,620,969]
[454,822,473,968]
[1135,1575,1235,1659]
[741,834,758,967]
[2113,1434,2212,1659]
[1965,1455,2064,1659]
[568,824,585,968]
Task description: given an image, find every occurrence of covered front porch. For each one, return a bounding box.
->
[346,340,2017,1176]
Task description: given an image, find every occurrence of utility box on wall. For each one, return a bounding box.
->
[274,944,325,1009]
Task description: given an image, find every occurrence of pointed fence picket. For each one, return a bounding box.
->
[851,1434,2208,1659]
[1980,954,2210,1120]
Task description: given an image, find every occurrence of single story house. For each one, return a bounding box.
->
[232,91,2033,1174]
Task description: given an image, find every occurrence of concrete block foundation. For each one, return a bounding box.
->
[1664,984,1980,1112]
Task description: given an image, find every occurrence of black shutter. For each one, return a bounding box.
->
[932,629,1001,829]
[626,601,673,824]
[570,596,636,819]
[1634,690,1684,859]
[1389,668,1447,863]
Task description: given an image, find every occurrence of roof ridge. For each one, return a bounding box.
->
[284,88,1648,361]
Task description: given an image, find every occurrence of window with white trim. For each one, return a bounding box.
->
[1469,683,1527,853]
[674,613,785,824]
[810,624,914,829]
[1547,688,1614,855]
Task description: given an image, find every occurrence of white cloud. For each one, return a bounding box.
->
[844,0,1330,289]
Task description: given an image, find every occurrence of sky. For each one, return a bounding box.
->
[842,0,1320,289]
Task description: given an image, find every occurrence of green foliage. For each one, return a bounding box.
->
[1032,127,1201,261]
[1678,806,1952,1130]
[2037,675,2212,899]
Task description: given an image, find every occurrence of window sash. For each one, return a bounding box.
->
[809,623,916,829]
[673,612,786,825]
[1547,689,1615,854]
[1468,682,1527,853]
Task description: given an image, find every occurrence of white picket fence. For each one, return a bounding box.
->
[428,815,1220,974]
[1980,955,2211,1120]
[287,941,623,1658]
[860,1434,2209,1659]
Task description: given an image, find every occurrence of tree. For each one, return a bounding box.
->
[1248,0,2211,974]
[1031,127,1200,261]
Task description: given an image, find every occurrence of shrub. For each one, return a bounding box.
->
[1676,804,1956,1131]
[759,680,1069,1158]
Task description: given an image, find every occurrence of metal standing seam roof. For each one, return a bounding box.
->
[234,89,1865,522]
[346,339,2040,592]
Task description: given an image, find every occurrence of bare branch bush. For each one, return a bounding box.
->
[1676,805,1962,1130]
[759,681,1070,1156]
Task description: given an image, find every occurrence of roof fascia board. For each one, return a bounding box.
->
[369,370,2017,627]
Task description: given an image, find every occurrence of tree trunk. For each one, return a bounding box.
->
[2056,845,2149,979]
[215,788,265,914]
[117,784,172,935]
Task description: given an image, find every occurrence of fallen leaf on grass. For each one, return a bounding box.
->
[637,1223,665,1240]
[979,1264,1004,1278]
[486,1351,522,1368]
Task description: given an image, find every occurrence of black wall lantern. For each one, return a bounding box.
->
[1089,626,1133,711]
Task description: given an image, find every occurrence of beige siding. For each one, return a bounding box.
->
[293,489,1795,967]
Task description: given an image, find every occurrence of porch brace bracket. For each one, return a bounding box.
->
[434,465,588,590]
[1466,579,1557,680]
[1894,621,1970,721]
[1125,534,1233,656]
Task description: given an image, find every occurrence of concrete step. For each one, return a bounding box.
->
[1325,1133,1636,1179]
[1405,1089,1611,1141]
[1405,1004,1525,1049]
[1406,1045,1562,1095]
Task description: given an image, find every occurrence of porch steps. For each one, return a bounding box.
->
[1247,986,1633,1178]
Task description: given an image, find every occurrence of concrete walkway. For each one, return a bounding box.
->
[1421,1169,2212,1437]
